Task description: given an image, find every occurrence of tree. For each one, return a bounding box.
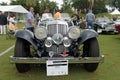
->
[71,0,89,13]
[10,0,57,15]
[10,0,36,9]
[61,0,72,13]
[39,0,57,15]
[88,0,94,10]
[0,2,7,5]
[71,0,107,14]
[106,0,120,10]
[93,0,107,14]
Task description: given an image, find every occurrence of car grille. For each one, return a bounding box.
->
[46,45,68,54]
[47,24,67,36]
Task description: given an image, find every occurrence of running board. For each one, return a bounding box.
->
[9,55,104,64]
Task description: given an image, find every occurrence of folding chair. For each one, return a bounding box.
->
[6,26,15,40]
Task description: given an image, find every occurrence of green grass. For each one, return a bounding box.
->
[0,35,15,53]
[17,22,26,29]
[0,34,120,80]
[0,22,25,53]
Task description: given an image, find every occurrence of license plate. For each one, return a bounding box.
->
[46,60,68,76]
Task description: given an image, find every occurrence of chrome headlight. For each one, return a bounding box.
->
[68,27,80,39]
[63,37,71,47]
[52,33,63,45]
[45,37,52,47]
[34,26,47,40]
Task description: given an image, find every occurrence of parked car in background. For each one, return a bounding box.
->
[114,19,120,33]
[94,17,117,33]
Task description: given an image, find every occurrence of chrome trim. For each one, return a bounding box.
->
[45,37,52,47]
[47,24,67,36]
[10,55,104,64]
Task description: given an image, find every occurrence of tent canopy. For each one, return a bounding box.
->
[0,5,28,13]
[110,8,120,15]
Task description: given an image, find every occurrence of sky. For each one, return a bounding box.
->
[0,0,63,8]
[50,0,63,8]
[0,0,10,4]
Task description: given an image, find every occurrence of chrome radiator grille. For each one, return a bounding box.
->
[47,24,67,36]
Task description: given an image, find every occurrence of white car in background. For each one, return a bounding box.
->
[94,17,117,33]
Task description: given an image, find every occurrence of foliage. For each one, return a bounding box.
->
[10,0,33,10]
[93,0,107,14]
[71,0,89,13]
[106,0,120,10]
[8,0,120,14]
[0,2,7,5]
[10,0,57,15]
[39,0,57,15]
[61,0,73,13]
[71,0,107,14]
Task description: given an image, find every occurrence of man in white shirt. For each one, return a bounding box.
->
[26,7,34,32]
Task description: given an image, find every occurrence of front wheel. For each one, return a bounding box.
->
[83,38,100,72]
[14,38,30,73]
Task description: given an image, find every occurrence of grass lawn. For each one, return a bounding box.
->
[0,33,120,80]
[0,35,15,53]
[0,22,25,53]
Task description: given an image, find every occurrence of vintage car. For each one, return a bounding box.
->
[10,13,104,75]
[94,17,117,33]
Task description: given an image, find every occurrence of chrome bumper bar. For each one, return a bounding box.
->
[9,55,104,64]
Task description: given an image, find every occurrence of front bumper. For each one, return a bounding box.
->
[9,55,104,64]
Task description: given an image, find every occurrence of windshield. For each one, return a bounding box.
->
[61,13,70,19]
[41,13,53,20]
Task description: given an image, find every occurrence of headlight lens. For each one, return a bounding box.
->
[68,27,80,39]
[52,33,63,45]
[63,37,71,47]
[45,37,52,47]
[34,26,47,40]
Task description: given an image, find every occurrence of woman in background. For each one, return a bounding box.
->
[8,13,17,33]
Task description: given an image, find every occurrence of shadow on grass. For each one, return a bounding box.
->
[115,36,120,40]
[20,63,94,80]
[99,32,119,35]
[28,63,86,74]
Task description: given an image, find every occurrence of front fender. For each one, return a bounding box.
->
[77,29,98,44]
[15,30,37,49]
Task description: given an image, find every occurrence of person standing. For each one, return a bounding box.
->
[71,10,79,26]
[54,11,61,18]
[8,14,17,33]
[36,13,40,25]
[0,11,7,34]
[86,10,95,29]
[26,7,35,32]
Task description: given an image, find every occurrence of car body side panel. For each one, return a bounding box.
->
[15,30,38,49]
[77,29,98,44]
[115,25,120,33]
